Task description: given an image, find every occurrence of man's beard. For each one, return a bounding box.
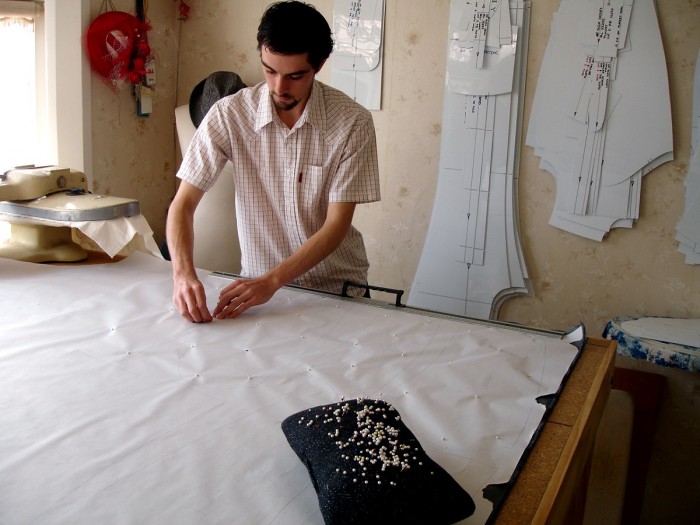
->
[272,92,300,112]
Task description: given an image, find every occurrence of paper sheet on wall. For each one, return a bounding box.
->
[675,48,700,264]
[0,253,578,524]
[409,0,532,319]
[331,0,385,110]
[525,0,673,241]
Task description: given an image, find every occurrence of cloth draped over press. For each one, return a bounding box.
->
[0,166,161,262]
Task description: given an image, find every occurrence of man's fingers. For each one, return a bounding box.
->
[191,299,213,323]
[214,293,251,319]
[175,287,212,323]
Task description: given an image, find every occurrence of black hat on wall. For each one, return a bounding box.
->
[189,71,247,128]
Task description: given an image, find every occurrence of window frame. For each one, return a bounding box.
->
[42,0,93,186]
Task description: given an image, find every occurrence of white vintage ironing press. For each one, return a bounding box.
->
[0,165,140,262]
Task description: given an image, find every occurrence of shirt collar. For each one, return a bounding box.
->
[255,84,274,132]
[304,80,325,132]
[254,81,326,133]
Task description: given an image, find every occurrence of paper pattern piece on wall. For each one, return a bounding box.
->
[0,253,579,524]
[331,0,385,110]
[409,0,532,320]
[676,48,700,264]
[526,0,673,241]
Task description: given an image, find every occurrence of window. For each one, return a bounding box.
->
[0,4,37,171]
[0,0,92,180]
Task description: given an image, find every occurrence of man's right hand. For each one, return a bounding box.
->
[173,275,213,323]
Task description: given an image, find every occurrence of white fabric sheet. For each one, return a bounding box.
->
[620,317,700,349]
[0,213,161,259]
[0,253,578,524]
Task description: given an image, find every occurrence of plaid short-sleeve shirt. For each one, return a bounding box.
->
[177,80,381,293]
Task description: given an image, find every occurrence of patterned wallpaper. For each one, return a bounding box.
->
[88,0,699,336]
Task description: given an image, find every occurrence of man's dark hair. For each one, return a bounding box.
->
[257,1,334,70]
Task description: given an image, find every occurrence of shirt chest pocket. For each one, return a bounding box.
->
[297,165,325,209]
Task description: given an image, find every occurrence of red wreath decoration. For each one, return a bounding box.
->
[85,10,152,88]
[177,1,191,20]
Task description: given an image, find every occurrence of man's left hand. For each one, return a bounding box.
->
[213,276,279,319]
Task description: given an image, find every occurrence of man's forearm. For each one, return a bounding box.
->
[264,201,356,288]
[166,183,204,280]
[166,216,196,277]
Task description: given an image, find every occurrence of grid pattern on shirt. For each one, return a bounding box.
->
[178,81,381,293]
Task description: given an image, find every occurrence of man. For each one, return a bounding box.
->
[167,1,381,323]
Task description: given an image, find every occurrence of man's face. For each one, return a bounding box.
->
[261,46,318,114]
